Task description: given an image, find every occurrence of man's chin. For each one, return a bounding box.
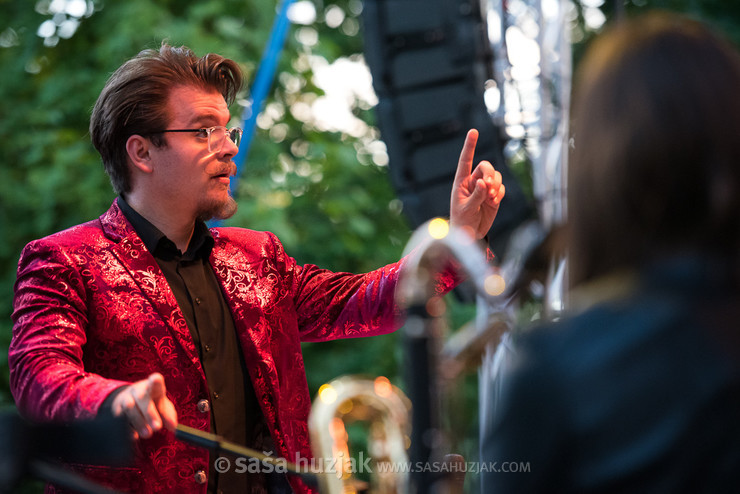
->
[198,197,238,222]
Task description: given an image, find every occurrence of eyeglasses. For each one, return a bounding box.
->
[148,126,243,153]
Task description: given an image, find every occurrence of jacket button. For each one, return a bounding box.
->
[194,470,207,484]
[197,399,210,413]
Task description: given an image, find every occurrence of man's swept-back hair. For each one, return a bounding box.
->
[90,43,243,194]
[567,12,740,287]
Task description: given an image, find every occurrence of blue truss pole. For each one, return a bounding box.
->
[218,0,295,227]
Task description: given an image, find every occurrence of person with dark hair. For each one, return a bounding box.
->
[9,43,506,493]
[480,12,740,493]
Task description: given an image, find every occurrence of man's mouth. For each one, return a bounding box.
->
[211,170,233,186]
[212,164,236,182]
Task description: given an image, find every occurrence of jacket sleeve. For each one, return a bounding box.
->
[9,239,129,422]
[292,259,406,342]
[275,233,461,342]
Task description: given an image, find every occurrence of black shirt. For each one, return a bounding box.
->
[118,197,265,494]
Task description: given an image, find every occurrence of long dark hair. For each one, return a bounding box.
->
[567,12,740,287]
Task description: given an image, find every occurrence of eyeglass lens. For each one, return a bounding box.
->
[209,127,241,152]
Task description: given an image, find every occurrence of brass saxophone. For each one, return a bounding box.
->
[308,376,412,494]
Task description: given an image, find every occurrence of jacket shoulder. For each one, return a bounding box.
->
[211,227,282,254]
[211,226,274,241]
[19,218,109,263]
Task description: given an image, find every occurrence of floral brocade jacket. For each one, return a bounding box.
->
[10,200,454,493]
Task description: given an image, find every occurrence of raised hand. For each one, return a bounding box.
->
[450,129,506,239]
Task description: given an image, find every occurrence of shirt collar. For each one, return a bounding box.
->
[117,195,214,261]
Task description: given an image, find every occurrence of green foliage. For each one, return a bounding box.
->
[625,0,740,44]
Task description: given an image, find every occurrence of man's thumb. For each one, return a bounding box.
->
[148,372,166,398]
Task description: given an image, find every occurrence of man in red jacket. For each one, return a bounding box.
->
[9,43,505,493]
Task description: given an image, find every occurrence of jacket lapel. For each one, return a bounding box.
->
[208,231,283,434]
[99,200,204,375]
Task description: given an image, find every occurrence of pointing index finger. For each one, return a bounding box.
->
[454,129,479,186]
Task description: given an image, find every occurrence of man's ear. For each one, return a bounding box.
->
[126,134,154,173]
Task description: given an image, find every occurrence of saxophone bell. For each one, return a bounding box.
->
[309,376,411,494]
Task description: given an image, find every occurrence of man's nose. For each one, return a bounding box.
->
[219,134,240,156]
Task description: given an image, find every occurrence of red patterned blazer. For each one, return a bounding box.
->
[10,200,451,493]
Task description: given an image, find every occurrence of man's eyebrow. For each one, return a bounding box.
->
[187,113,223,127]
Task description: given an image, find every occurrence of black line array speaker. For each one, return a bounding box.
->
[361,0,533,258]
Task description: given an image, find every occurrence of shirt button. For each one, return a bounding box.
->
[194,470,207,484]
[197,399,210,413]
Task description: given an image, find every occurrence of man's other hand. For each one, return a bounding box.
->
[111,372,178,440]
